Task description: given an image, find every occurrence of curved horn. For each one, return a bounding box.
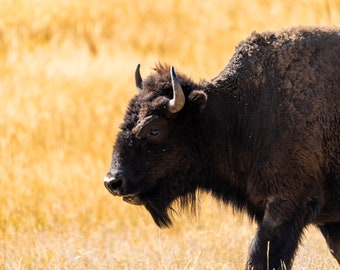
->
[168,66,185,113]
[135,64,143,92]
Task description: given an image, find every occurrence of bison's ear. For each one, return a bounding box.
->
[188,90,207,112]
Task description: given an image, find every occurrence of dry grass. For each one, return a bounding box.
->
[1,0,340,269]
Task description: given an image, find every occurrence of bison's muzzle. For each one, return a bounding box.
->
[104,173,143,205]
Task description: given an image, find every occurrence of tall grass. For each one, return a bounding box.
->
[1,0,339,269]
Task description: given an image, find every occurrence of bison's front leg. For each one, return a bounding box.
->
[247,198,306,270]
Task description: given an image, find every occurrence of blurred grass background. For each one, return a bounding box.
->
[1,0,340,269]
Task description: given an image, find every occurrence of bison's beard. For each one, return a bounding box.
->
[139,170,200,228]
[142,190,199,228]
[144,199,173,228]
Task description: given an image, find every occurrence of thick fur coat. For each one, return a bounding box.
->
[105,26,340,269]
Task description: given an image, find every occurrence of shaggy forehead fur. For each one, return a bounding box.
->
[121,64,191,131]
[123,64,198,126]
[142,63,196,97]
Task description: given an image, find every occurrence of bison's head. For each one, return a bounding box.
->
[104,64,208,227]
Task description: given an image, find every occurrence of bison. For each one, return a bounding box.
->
[104,26,340,269]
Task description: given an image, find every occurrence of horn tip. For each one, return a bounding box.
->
[170,66,177,79]
[135,64,143,92]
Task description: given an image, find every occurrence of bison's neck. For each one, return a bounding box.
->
[198,82,260,201]
[195,90,264,221]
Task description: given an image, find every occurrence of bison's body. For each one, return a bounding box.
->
[104,26,340,269]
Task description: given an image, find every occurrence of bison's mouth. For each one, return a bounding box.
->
[123,195,144,205]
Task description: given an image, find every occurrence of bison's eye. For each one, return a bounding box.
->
[149,126,159,136]
[134,115,167,143]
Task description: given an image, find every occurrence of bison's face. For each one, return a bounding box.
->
[104,64,207,227]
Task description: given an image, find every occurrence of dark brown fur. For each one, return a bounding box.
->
[105,26,340,269]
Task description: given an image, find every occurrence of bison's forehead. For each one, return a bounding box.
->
[120,91,168,133]
[141,64,194,98]
[120,64,195,133]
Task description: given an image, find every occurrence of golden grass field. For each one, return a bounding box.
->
[1,0,340,269]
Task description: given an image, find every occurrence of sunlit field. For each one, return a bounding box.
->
[1,0,340,269]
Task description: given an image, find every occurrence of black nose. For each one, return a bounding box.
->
[104,172,124,196]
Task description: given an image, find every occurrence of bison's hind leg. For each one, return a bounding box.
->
[318,223,340,264]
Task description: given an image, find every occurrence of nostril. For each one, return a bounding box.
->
[108,178,123,190]
[104,174,124,195]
